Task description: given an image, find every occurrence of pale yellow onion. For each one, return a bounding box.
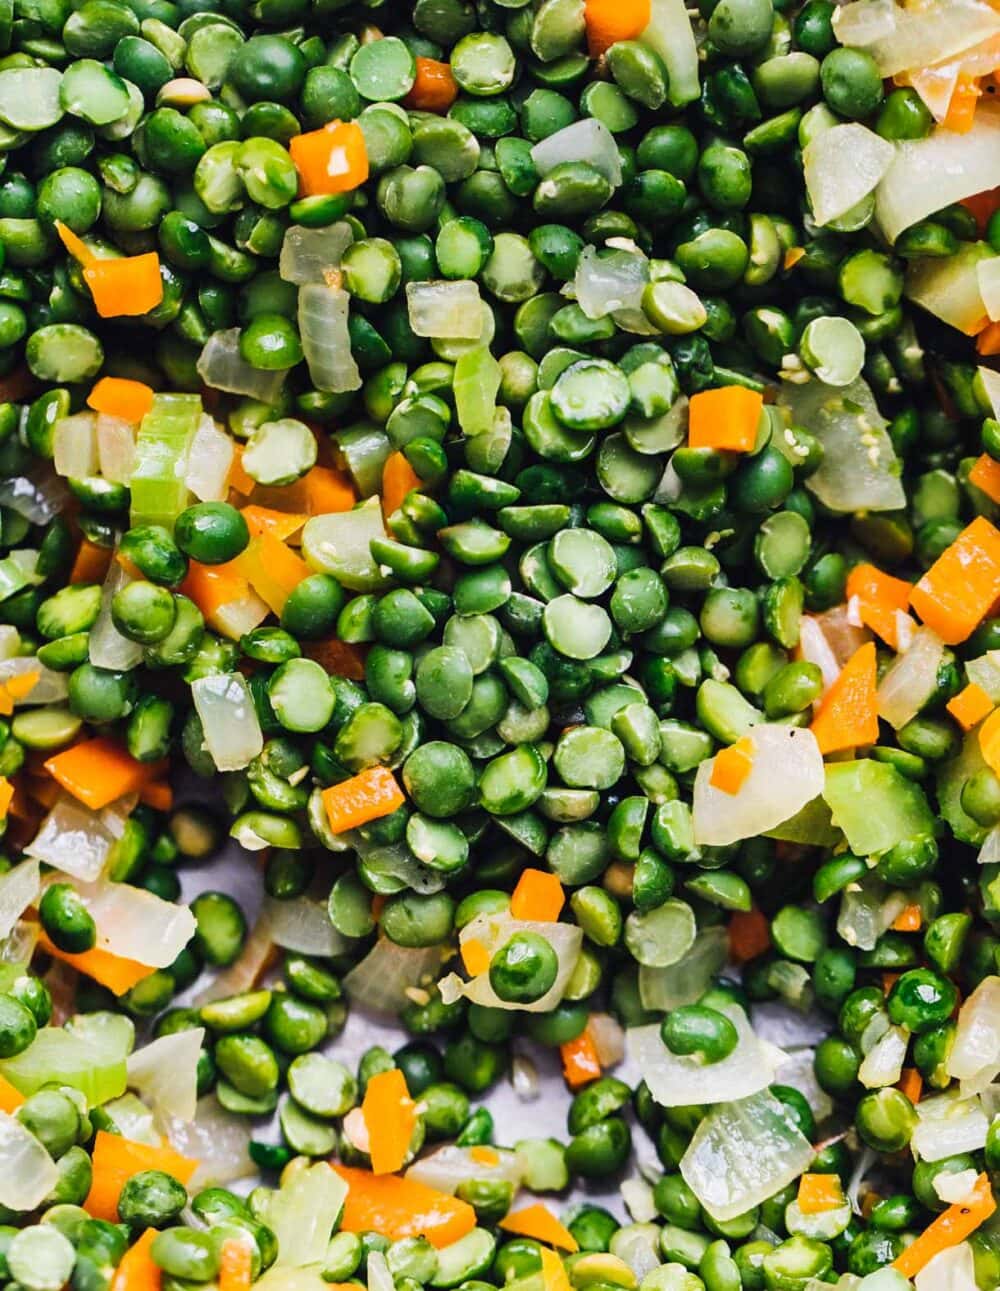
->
[191,672,263,772]
[102,1093,159,1145]
[343,938,443,1014]
[980,365,1000,419]
[89,559,143,672]
[0,862,39,943]
[802,124,895,227]
[53,413,98,478]
[185,414,233,502]
[406,1144,521,1194]
[837,877,908,953]
[587,1012,625,1066]
[876,627,945,730]
[197,329,288,400]
[531,118,622,186]
[904,35,1000,121]
[858,1024,908,1089]
[911,1090,989,1161]
[933,1170,981,1205]
[0,654,67,704]
[166,1095,251,1188]
[447,912,582,1012]
[279,221,353,284]
[72,877,196,967]
[0,1111,58,1210]
[96,414,136,484]
[946,974,1000,1084]
[210,591,269,642]
[906,241,994,334]
[832,0,1000,78]
[574,245,648,320]
[406,280,483,339]
[193,912,273,1005]
[298,283,361,393]
[26,794,120,881]
[127,1027,204,1122]
[798,615,841,693]
[261,895,351,957]
[638,925,729,1011]
[914,1241,978,1291]
[977,255,1000,322]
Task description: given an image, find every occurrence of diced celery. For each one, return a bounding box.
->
[0,1027,128,1106]
[454,347,501,438]
[823,759,935,857]
[129,393,201,530]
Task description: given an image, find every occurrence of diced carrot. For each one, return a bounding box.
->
[304,465,355,515]
[233,532,310,616]
[539,1247,572,1291]
[969,454,1000,505]
[228,445,256,497]
[405,58,459,113]
[240,505,308,543]
[321,765,406,834]
[783,246,805,270]
[809,641,879,754]
[362,1067,417,1175]
[979,707,1000,776]
[0,1072,24,1113]
[304,636,367,680]
[218,1239,253,1291]
[911,517,1000,644]
[892,1173,995,1278]
[560,1028,601,1090]
[37,930,155,998]
[947,682,995,731]
[469,1146,500,1166]
[510,868,565,922]
[139,781,173,812]
[882,971,901,997]
[381,451,422,519]
[331,1166,477,1248]
[977,320,1000,357]
[728,908,771,962]
[583,0,651,56]
[461,937,490,977]
[44,737,165,811]
[687,386,763,453]
[709,735,754,795]
[0,778,14,822]
[84,253,164,319]
[179,560,265,638]
[943,73,981,134]
[891,904,922,933]
[111,1230,161,1291]
[86,1132,199,1222]
[290,120,369,197]
[69,538,113,585]
[897,1067,923,1106]
[55,220,96,266]
[845,563,913,650]
[797,1173,845,1215]
[499,1203,580,1252]
[87,377,155,425]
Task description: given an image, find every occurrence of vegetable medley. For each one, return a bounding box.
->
[0,0,998,1286]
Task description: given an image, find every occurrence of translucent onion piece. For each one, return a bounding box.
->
[531,119,622,187]
[73,877,195,968]
[610,1225,660,1279]
[261,896,351,957]
[912,1091,989,1161]
[406,281,483,339]
[0,1111,58,1210]
[575,246,648,320]
[0,470,68,524]
[298,283,361,393]
[0,655,65,704]
[905,241,995,334]
[680,1090,814,1222]
[102,1093,159,1145]
[858,1024,908,1089]
[837,877,908,952]
[26,794,120,881]
[165,1095,252,1188]
[798,615,843,693]
[877,105,1000,243]
[343,938,444,1014]
[185,415,234,502]
[448,912,582,1012]
[0,862,39,943]
[638,925,729,1011]
[95,415,136,485]
[915,1241,978,1291]
[977,256,1000,322]
[877,627,945,730]
[641,0,699,105]
[211,591,270,642]
[406,1144,522,1194]
[193,911,273,1006]
[279,222,353,284]
[778,376,905,513]
[629,1005,786,1108]
[803,124,895,227]
[833,0,1000,79]
[967,651,1000,702]
[0,1025,128,1106]
[191,672,263,772]
[978,825,1000,864]
[89,560,144,672]
[693,724,824,846]
[368,1252,393,1291]
[932,1169,980,1205]
[587,1013,626,1067]
[266,1161,347,1267]
[53,413,98,478]
[620,1179,658,1225]
[946,975,1000,1086]
[197,329,289,401]
[2,921,38,969]
[127,1027,204,1123]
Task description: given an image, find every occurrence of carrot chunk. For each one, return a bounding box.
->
[460,937,490,977]
[37,930,156,997]
[687,386,763,453]
[85,1133,198,1222]
[892,1173,995,1279]
[85,253,164,318]
[583,0,651,56]
[499,1203,580,1251]
[381,451,422,519]
[70,539,113,585]
[560,1028,601,1090]
[845,563,912,650]
[405,58,458,112]
[809,641,879,754]
[362,1068,417,1175]
[87,377,155,424]
[910,517,1000,644]
[322,766,405,833]
[111,1230,161,1291]
[44,737,164,811]
[728,909,770,962]
[709,735,754,795]
[510,868,565,922]
[218,1240,253,1291]
[331,1166,477,1248]
[290,121,369,197]
[969,453,1000,505]
[947,682,995,731]
[797,1174,845,1215]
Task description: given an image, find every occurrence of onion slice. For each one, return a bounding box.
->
[127,1028,204,1123]
[0,1111,58,1211]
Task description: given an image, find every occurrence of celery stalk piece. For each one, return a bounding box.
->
[129,392,201,530]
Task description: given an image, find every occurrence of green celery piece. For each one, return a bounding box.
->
[454,346,501,438]
[0,1027,128,1107]
[129,393,201,531]
[764,795,841,848]
[822,759,935,858]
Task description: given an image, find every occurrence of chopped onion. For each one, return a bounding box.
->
[445,912,582,1012]
[279,222,353,284]
[96,415,136,484]
[877,627,945,730]
[966,650,1000,701]
[185,415,234,502]
[103,1093,159,1145]
[406,1144,521,1193]
[165,1095,252,1188]
[837,877,908,953]
[0,470,68,525]
[0,863,38,943]
[587,1012,625,1067]
[629,1005,785,1107]
[0,654,66,704]
[511,1053,539,1101]
[914,1241,978,1291]
[89,560,143,672]
[406,281,483,339]
[367,1252,393,1291]
[693,724,824,846]
[977,255,1000,321]
[574,245,648,320]
[0,1111,58,1210]
[905,240,995,334]
[620,1178,658,1225]
[798,615,844,694]
[0,1025,128,1106]
[610,1224,660,1279]
[193,911,274,1006]
[638,925,729,1011]
[933,1169,980,1205]
[833,0,1000,79]
[679,1090,814,1222]
[803,124,895,228]
[858,1024,908,1089]
[127,1027,204,1123]
[262,895,350,957]
[641,0,699,106]
[298,283,361,393]
[265,1161,347,1267]
[778,376,905,513]
[946,975,1000,1089]
[911,1091,989,1161]
[26,794,121,881]
[344,938,444,1014]
[191,672,263,772]
[531,119,622,187]
[53,413,98,478]
[197,329,288,401]
[4,921,38,969]
[72,877,195,968]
